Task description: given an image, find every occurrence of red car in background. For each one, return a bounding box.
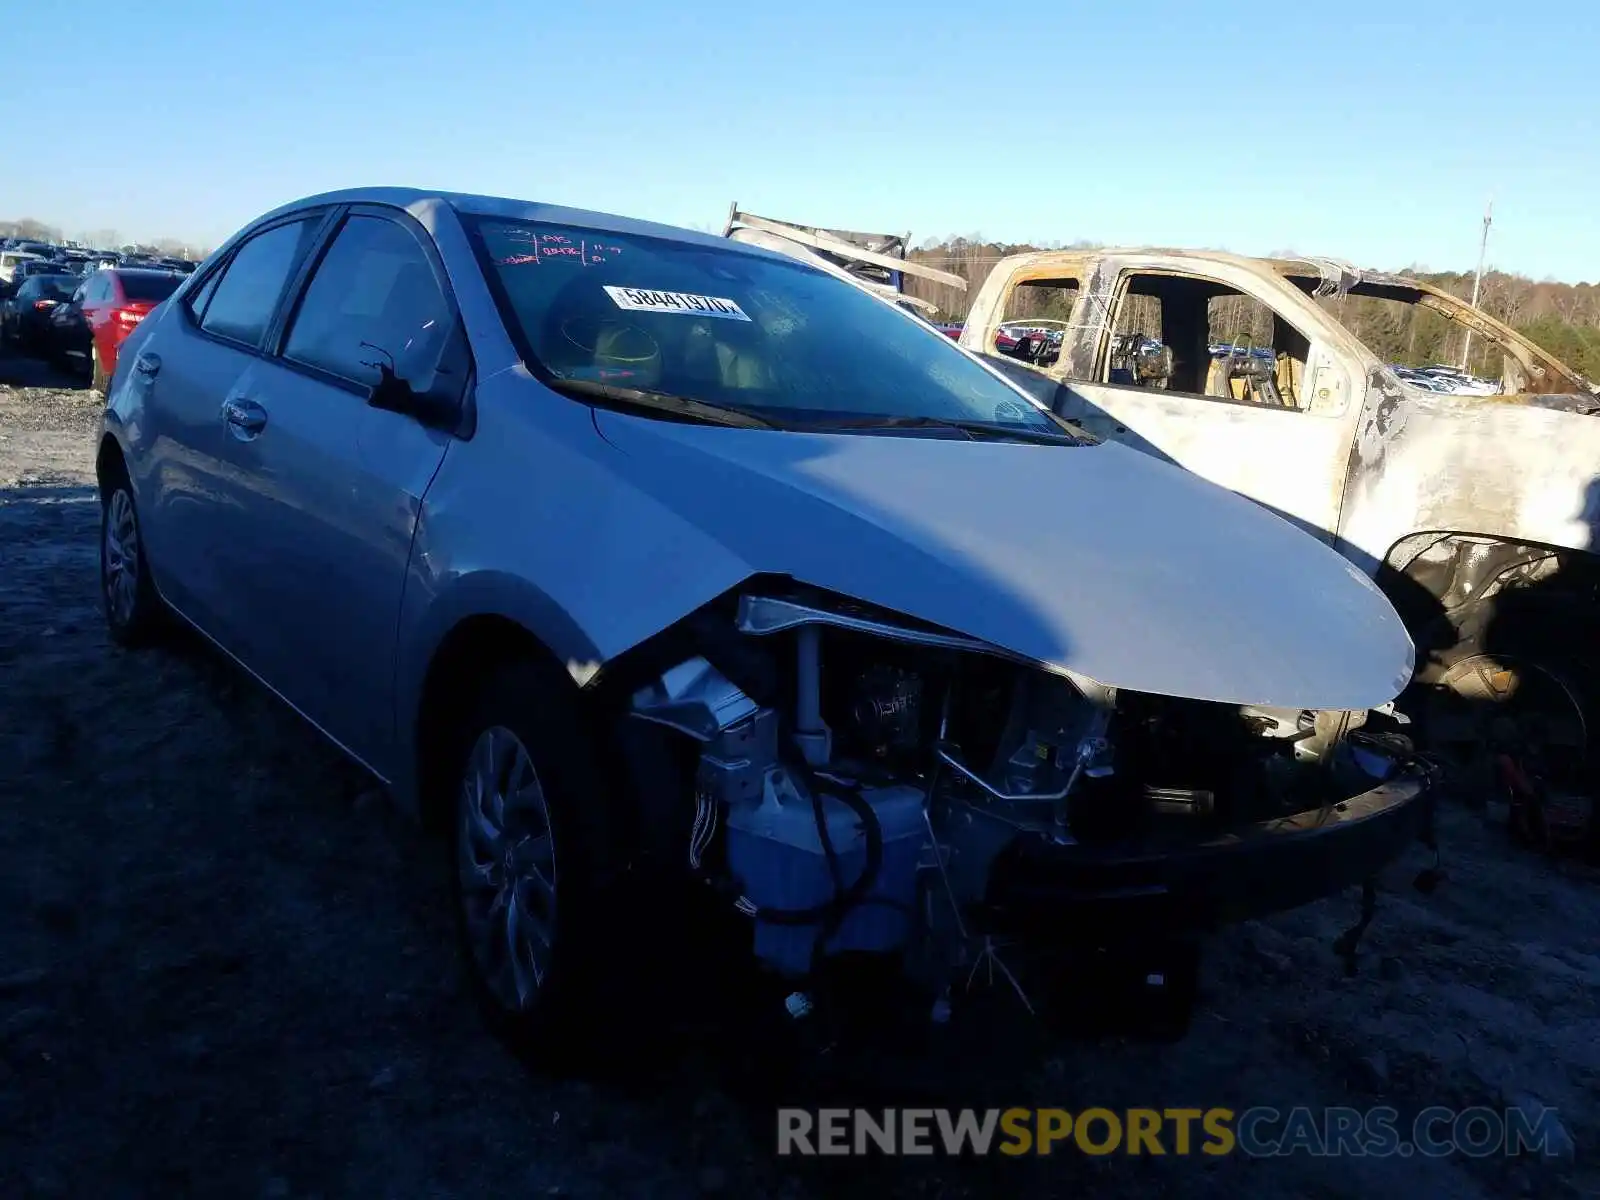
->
[50,268,184,391]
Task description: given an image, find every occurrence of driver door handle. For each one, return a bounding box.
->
[221,396,268,437]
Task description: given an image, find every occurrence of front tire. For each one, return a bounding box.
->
[442,658,623,1069]
[99,473,165,646]
[1412,594,1598,839]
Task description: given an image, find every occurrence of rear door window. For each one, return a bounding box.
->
[197,219,319,348]
[282,214,451,389]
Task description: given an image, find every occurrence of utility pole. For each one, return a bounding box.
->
[1460,198,1493,371]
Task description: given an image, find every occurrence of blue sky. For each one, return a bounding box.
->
[5,1,1596,280]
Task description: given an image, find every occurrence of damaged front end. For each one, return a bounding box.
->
[619,587,1434,1025]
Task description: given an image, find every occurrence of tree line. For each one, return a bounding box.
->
[0,217,208,260]
[903,237,1600,381]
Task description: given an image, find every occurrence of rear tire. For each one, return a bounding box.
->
[99,465,166,646]
[90,344,109,393]
[439,657,628,1071]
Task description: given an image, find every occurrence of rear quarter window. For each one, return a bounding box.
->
[195,219,320,348]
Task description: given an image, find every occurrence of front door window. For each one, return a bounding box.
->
[1102,273,1312,411]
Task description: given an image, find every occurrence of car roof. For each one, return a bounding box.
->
[254,186,806,269]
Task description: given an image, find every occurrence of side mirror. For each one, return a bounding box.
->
[364,351,412,410]
[361,340,462,431]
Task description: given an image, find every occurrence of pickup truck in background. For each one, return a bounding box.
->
[957,247,1600,828]
[722,205,966,321]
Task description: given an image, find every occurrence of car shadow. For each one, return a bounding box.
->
[0,346,91,389]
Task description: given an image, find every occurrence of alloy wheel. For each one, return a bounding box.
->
[457,725,559,1013]
[103,489,140,628]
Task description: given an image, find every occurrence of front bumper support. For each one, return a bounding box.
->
[981,768,1434,933]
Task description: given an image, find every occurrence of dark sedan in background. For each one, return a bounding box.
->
[11,257,79,286]
[1,274,78,355]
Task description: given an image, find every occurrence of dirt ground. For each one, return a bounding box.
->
[1,350,1596,1199]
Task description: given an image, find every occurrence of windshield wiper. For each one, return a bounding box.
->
[795,413,1086,444]
[545,377,779,430]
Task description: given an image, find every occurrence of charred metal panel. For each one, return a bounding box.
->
[1340,370,1600,579]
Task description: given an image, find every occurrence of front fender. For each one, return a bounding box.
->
[387,374,758,810]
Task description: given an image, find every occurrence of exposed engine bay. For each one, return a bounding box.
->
[619,588,1429,1023]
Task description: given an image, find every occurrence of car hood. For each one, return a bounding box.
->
[595,411,1415,709]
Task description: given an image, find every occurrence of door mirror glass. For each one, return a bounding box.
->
[359,318,471,431]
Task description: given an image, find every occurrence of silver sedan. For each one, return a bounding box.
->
[97,188,1427,1063]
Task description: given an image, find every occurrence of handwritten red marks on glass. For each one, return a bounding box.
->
[497,232,626,267]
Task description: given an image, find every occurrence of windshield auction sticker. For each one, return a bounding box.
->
[604,286,750,321]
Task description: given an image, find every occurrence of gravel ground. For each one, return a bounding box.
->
[1,348,1597,1199]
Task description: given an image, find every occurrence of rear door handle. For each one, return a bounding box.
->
[134,352,161,377]
[221,397,268,438]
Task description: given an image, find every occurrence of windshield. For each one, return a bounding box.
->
[1289,275,1589,396]
[469,218,1075,436]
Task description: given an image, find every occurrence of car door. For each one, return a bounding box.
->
[79,272,111,369]
[55,279,91,366]
[1053,265,1357,543]
[0,279,22,336]
[210,207,462,771]
[132,213,330,650]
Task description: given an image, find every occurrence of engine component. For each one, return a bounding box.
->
[697,705,780,811]
[665,653,928,978]
[623,600,1435,1031]
[935,670,1113,844]
[844,663,923,761]
[630,656,759,741]
[793,624,831,767]
[725,769,927,976]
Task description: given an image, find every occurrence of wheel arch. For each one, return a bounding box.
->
[1378,529,1600,677]
[1380,529,1600,619]
[401,573,777,835]
[95,431,128,497]
[410,613,580,830]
